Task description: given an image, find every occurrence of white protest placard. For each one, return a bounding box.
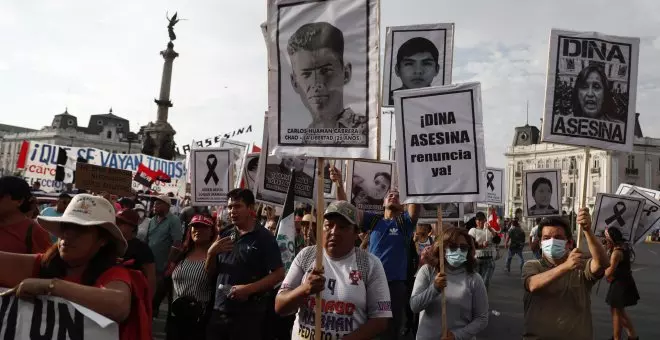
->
[394,82,486,204]
[615,183,660,200]
[345,160,395,214]
[382,23,454,107]
[484,167,504,205]
[591,193,644,241]
[266,0,379,159]
[0,291,119,340]
[256,117,318,206]
[219,139,252,189]
[419,203,461,223]
[243,152,260,191]
[191,148,232,206]
[616,188,660,245]
[541,29,640,152]
[523,169,561,218]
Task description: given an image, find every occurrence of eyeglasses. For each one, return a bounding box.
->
[447,243,469,252]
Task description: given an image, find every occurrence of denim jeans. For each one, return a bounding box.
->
[506,247,524,272]
[476,258,495,289]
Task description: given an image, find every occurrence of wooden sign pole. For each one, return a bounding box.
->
[576,146,591,248]
[436,205,447,337]
[314,157,325,340]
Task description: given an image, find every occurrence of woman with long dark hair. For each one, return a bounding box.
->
[571,65,620,121]
[166,214,217,340]
[604,226,639,340]
[411,227,489,340]
[0,194,148,340]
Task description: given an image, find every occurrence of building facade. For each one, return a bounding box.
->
[0,108,140,176]
[504,114,658,227]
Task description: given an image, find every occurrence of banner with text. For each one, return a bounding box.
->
[541,29,640,152]
[21,141,187,196]
[393,82,486,203]
[0,292,118,340]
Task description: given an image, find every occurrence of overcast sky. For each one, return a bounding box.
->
[1,0,659,168]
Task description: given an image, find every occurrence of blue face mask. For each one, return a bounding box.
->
[445,249,468,267]
[541,238,567,259]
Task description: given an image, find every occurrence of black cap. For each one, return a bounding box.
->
[475,211,487,221]
[0,176,32,213]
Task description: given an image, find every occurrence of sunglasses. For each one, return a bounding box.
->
[447,243,469,252]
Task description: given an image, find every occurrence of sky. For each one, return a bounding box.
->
[1,0,660,168]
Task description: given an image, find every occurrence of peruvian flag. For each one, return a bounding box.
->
[488,208,501,232]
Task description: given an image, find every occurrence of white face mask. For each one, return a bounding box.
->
[541,238,567,259]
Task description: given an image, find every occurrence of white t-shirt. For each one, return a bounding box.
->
[280,248,392,340]
[468,227,494,258]
[530,225,539,242]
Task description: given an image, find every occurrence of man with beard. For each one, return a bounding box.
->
[331,166,419,339]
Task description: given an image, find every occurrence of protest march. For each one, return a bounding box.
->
[3,1,660,340]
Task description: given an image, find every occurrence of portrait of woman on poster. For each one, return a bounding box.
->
[571,65,622,122]
[528,177,559,216]
[351,172,391,206]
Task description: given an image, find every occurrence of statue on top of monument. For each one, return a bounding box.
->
[166,12,182,42]
[159,135,176,160]
[141,132,156,156]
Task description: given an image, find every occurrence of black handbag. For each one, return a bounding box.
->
[171,296,204,323]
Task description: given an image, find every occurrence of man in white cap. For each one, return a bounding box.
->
[145,194,182,316]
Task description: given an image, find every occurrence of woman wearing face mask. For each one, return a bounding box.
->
[410,227,489,340]
[604,226,639,340]
[166,214,217,340]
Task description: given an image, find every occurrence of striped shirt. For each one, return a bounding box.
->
[172,258,214,304]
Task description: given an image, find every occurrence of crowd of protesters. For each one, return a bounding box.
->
[0,172,640,340]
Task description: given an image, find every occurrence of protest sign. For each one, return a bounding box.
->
[266,0,379,159]
[523,169,561,218]
[191,148,232,205]
[617,188,660,245]
[0,291,119,340]
[484,167,504,205]
[541,29,640,152]
[19,141,186,196]
[382,23,454,107]
[256,117,318,205]
[176,124,254,155]
[393,82,487,203]
[243,152,260,191]
[592,193,644,241]
[419,203,460,223]
[219,139,252,188]
[615,183,660,200]
[75,163,133,197]
[345,160,395,214]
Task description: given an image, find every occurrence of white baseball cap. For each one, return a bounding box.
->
[38,194,128,255]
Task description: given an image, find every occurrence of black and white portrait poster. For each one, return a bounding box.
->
[484,167,504,206]
[616,188,660,245]
[394,82,486,204]
[615,183,660,201]
[382,23,454,107]
[191,148,232,206]
[541,29,640,152]
[592,193,644,241]
[243,152,260,191]
[256,117,318,205]
[266,0,379,159]
[523,169,561,218]
[418,203,461,223]
[219,139,252,189]
[345,160,394,214]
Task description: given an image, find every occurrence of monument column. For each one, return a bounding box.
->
[156,42,179,123]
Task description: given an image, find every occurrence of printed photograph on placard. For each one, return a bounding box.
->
[382,23,454,107]
[419,203,460,222]
[266,0,379,158]
[346,160,394,213]
[393,82,487,204]
[592,193,644,241]
[617,188,660,244]
[541,29,640,152]
[220,139,251,188]
[523,169,561,217]
[615,183,660,201]
[243,153,260,191]
[463,202,476,215]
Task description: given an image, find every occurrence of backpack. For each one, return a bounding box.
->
[509,227,526,248]
[298,245,371,284]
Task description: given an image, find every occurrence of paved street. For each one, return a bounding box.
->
[153,242,660,339]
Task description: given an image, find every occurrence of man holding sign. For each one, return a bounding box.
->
[522,208,608,339]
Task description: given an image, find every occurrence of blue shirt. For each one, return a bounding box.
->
[213,224,283,313]
[145,213,183,274]
[362,211,414,281]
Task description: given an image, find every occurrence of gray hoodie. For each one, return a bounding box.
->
[410,264,489,340]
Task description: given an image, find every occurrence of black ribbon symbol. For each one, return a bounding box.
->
[604,201,627,227]
[643,205,659,217]
[486,171,495,190]
[204,155,220,185]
